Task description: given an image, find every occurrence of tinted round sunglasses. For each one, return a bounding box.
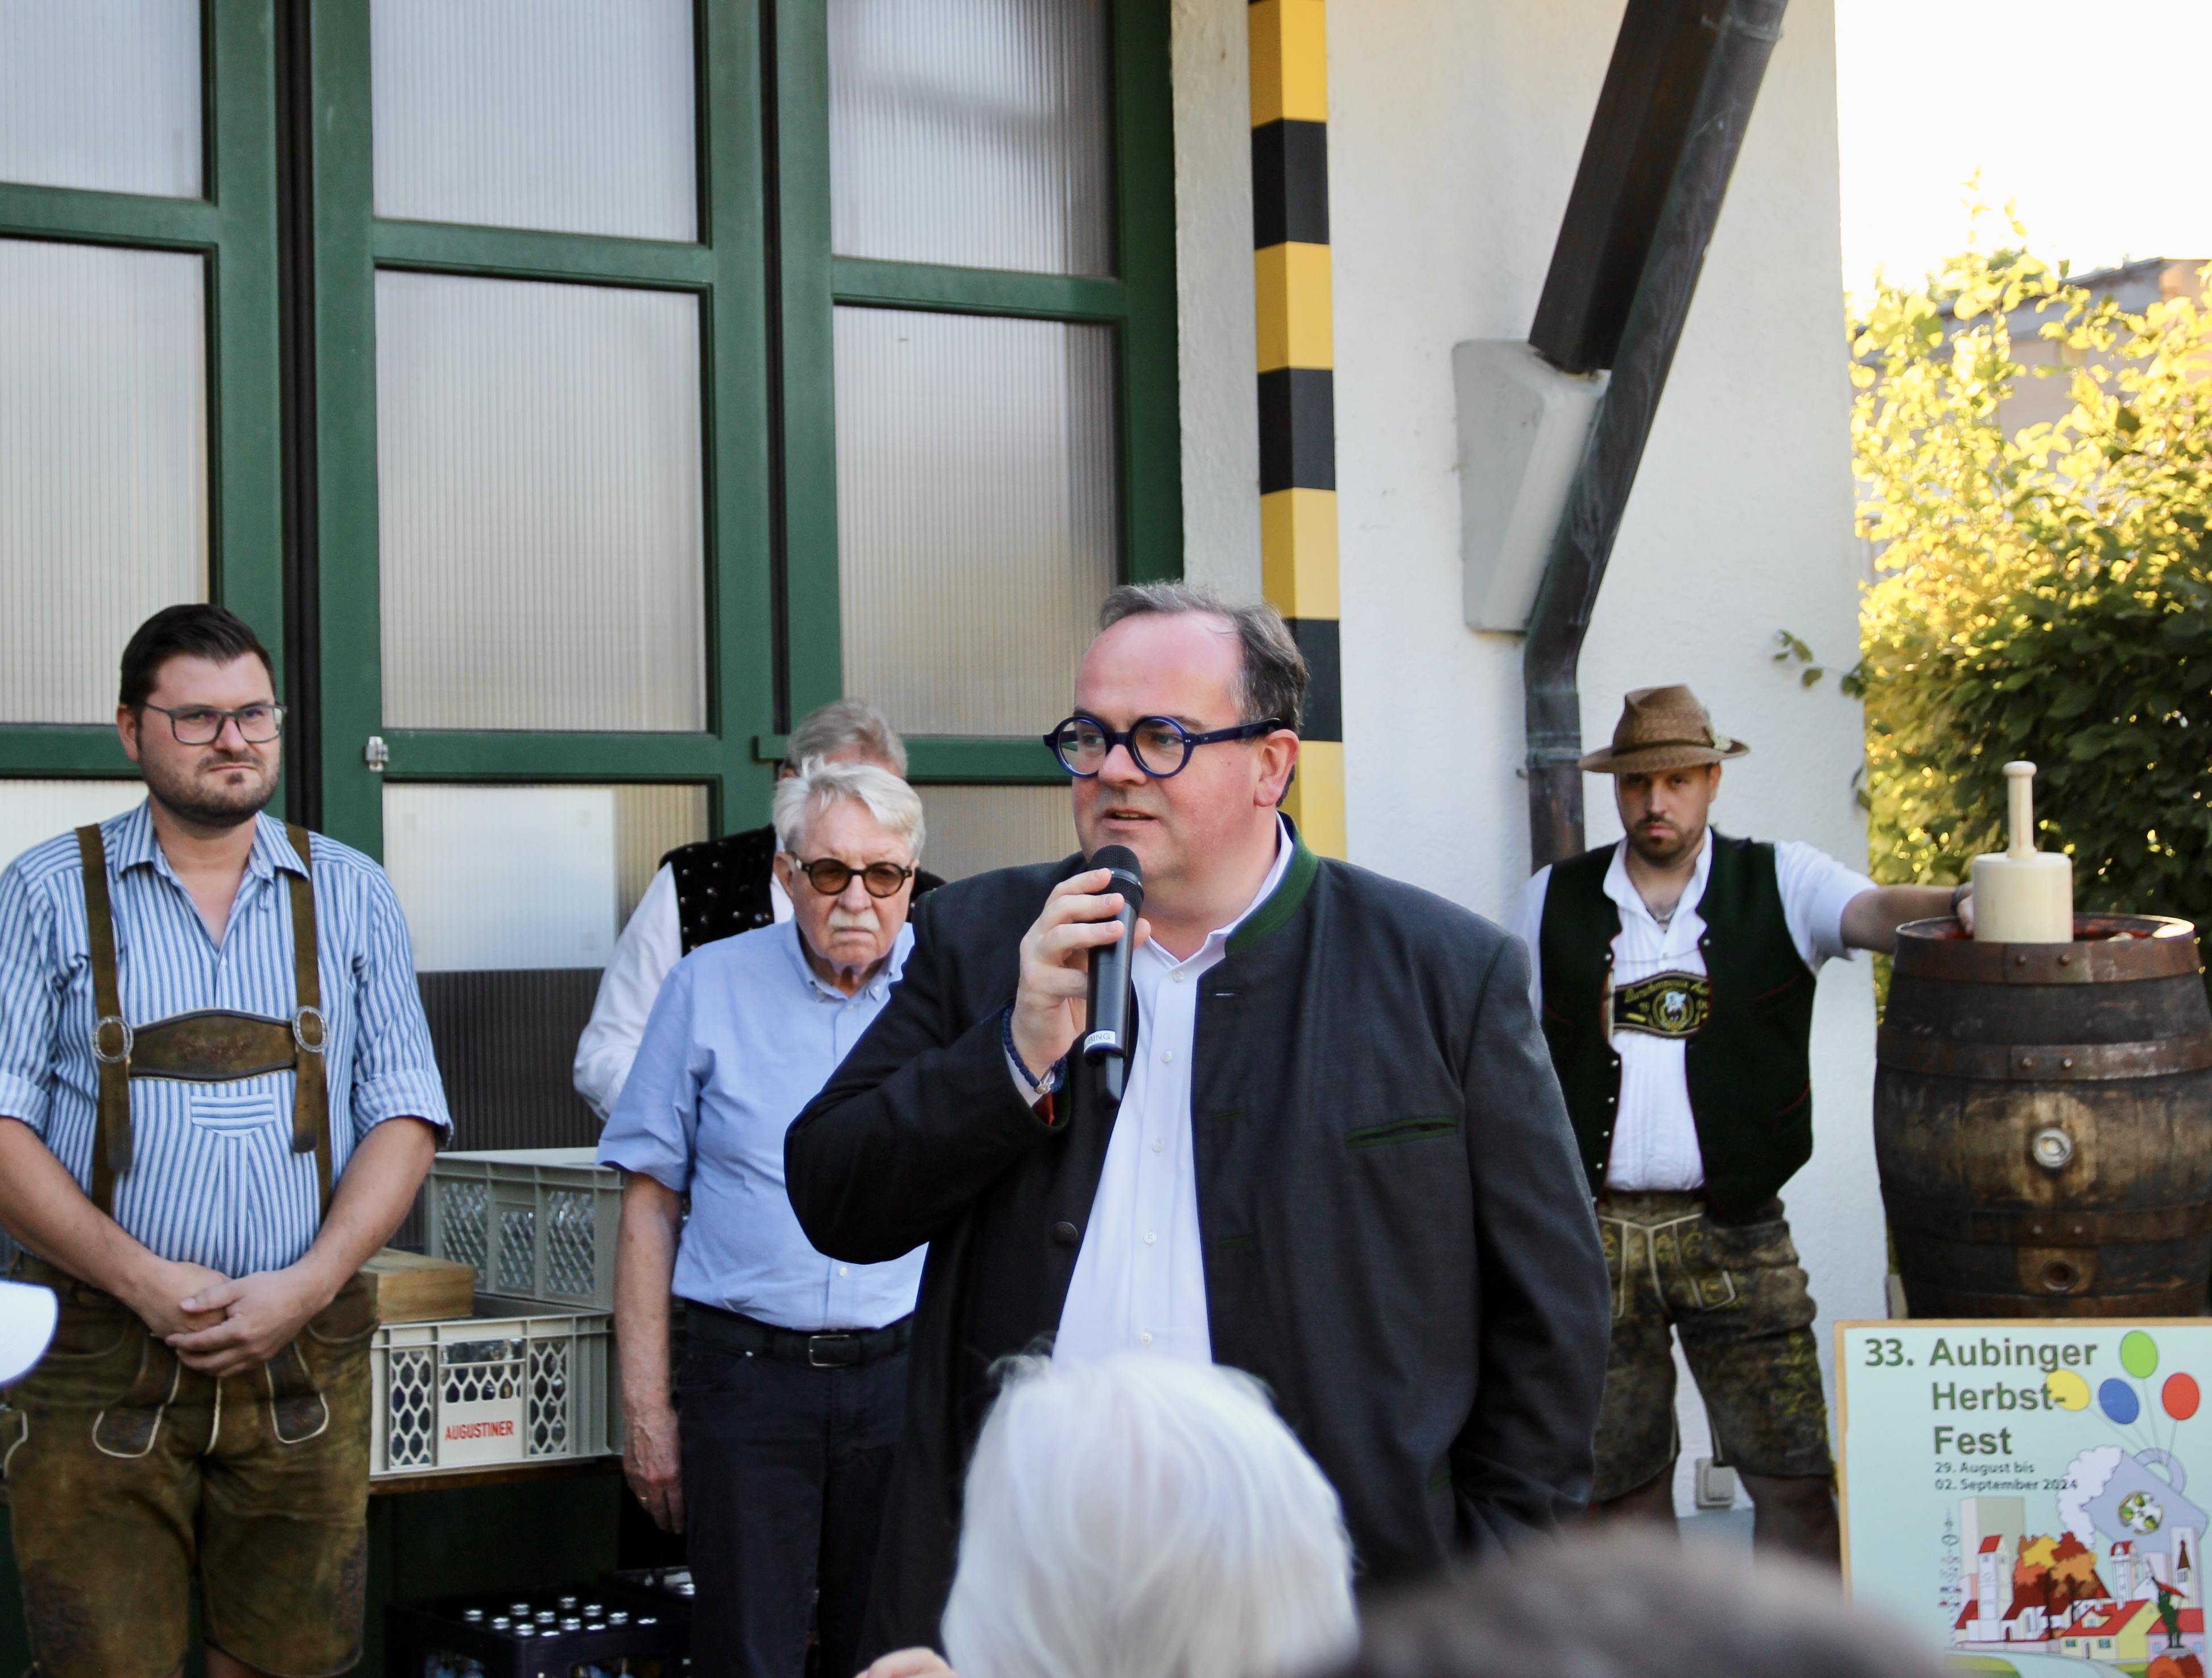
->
[785,856,917,898]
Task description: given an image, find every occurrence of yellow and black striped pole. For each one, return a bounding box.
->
[1250,0,1344,857]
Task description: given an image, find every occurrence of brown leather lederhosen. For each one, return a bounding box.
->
[74,822,332,1217]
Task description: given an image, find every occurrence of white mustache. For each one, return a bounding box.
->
[826,909,880,931]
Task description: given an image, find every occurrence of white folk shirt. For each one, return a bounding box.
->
[573,862,794,1122]
[1027,819,1294,1367]
[1508,831,1872,1191]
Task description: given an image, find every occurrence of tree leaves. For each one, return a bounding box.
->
[1851,217,2212,954]
[1773,631,1834,688]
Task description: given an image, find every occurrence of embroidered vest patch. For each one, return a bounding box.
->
[1610,971,1711,1038]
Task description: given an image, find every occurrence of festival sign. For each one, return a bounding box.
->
[1840,1320,2212,1675]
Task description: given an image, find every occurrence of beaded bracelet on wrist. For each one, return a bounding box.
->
[1001,1004,1065,1096]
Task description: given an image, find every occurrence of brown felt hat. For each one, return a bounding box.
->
[1577,685,1750,775]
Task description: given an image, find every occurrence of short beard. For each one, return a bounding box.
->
[1625,820,1702,869]
[142,755,276,830]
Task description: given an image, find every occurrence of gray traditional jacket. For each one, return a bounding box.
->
[786,829,1610,1656]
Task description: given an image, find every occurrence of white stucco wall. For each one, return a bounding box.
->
[1171,0,1877,1516]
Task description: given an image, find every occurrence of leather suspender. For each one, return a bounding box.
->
[77,826,131,1217]
[284,823,332,1211]
[74,823,332,1218]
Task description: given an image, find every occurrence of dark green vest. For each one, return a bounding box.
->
[1536,832,1817,1222]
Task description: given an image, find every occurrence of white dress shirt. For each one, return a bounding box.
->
[573,861,794,1122]
[1048,819,1294,1367]
[1507,831,1871,1191]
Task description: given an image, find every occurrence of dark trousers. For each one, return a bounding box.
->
[679,1325,909,1678]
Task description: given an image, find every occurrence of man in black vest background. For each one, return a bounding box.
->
[574,700,946,1119]
[1507,685,1969,1564]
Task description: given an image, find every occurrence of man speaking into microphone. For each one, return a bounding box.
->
[787,584,1608,1656]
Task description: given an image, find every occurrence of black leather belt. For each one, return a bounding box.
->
[684,1302,913,1369]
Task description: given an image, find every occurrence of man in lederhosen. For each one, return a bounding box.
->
[1508,685,1968,1564]
[0,604,449,1677]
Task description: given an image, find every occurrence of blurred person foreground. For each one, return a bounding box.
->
[865,1353,1356,1678]
[1342,1532,1944,1678]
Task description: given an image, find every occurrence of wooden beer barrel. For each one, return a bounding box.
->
[1876,915,2212,1317]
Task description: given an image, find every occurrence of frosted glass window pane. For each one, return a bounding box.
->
[0,239,207,724]
[921,785,1071,879]
[385,783,708,971]
[836,308,1116,736]
[610,784,710,930]
[372,0,696,242]
[830,0,1111,275]
[377,273,707,732]
[0,780,145,873]
[0,0,200,198]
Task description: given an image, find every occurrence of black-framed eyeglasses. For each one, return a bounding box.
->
[787,856,916,898]
[1043,714,1286,779]
[141,703,286,745]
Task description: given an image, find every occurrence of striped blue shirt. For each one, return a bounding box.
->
[0,802,451,1276]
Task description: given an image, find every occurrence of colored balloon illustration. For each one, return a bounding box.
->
[2122,1331,2161,1379]
[2047,1370,2092,1411]
[2166,1374,2202,1422]
[2101,1378,2143,1425]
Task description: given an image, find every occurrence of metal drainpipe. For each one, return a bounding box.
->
[1522,0,1788,867]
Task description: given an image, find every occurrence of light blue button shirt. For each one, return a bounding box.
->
[598,919,924,1331]
[0,802,451,1276]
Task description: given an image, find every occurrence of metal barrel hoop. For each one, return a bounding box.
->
[291,1004,328,1056]
[90,1015,133,1065]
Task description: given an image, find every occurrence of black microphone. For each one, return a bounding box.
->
[1083,845,1145,1104]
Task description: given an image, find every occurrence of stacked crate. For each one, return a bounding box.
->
[370,1297,616,1478]
[371,1148,626,1481]
[426,1148,624,1310]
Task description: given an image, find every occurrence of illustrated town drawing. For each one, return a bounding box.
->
[1943,1449,2212,1671]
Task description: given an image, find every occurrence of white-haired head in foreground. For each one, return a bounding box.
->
[942,1353,1357,1678]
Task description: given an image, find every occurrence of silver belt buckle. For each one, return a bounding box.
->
[91,1015,133,1064]
[807,1333,857,1368]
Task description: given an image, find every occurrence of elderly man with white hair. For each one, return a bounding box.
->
[575,698,944,1121]
[869,1354,1356,1678]
[599,759,930,1678]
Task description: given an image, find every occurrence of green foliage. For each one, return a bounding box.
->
[1844,209,2212,937]
[1772,631,1838,690]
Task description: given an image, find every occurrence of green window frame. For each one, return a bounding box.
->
[768,0,1183,789]
[303,0,778,857]
[3,1,1185,843]
[0,2,285,788]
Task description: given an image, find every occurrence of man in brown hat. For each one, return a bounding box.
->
[1507,685,1967,1564]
